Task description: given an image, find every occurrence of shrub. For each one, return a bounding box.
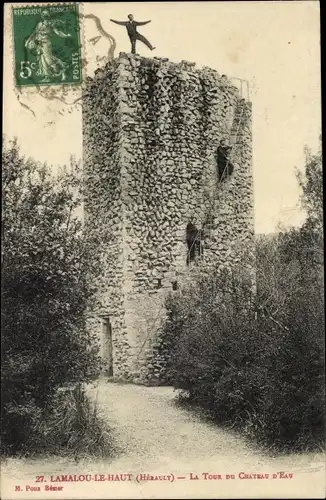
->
[1,140,107,455]
[158,141,324,452]
[159,233,324,452]
[35,385,115,459]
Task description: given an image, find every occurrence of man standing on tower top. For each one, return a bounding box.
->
[110,14,156,55]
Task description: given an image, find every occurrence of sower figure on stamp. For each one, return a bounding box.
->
[25,10,71,83]
[110,14,155,54]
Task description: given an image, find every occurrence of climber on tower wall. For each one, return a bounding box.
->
[217,138,234,180]
[110,14,156,55]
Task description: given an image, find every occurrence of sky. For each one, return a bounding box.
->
[3,1,321,234]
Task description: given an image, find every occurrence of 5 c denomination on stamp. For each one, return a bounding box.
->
[12,3,82,87]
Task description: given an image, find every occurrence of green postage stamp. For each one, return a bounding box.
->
[12,3,82,86]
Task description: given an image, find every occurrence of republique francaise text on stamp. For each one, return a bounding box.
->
[12,3,82,87]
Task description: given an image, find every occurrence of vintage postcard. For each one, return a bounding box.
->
[1,1,324,499]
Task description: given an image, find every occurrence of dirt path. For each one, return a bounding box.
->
[89,380,269,471]
[2,380,325,499]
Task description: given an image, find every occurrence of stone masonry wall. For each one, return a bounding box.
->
[83,53,254,382]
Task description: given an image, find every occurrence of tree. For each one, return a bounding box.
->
[278,141,324,270]
[1,139,104,454]
[296,139,323,231]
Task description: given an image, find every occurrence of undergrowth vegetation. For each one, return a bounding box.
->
[36,385,115,459]
[155,142,324,453]
[1,140,111,458]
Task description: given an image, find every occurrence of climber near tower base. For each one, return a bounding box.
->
[110,14,156,55]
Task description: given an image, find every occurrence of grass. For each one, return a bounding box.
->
[36,384,117,460]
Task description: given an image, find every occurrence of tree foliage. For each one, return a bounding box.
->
[296,139,323,231]
[1,139,104,454]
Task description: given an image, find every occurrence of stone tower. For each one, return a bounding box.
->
[83,53,254,382]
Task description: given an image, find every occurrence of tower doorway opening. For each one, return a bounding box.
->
[186,222,203,266]
[102,317,113,377]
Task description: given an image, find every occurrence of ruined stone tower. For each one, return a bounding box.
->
[83,53,254,382]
